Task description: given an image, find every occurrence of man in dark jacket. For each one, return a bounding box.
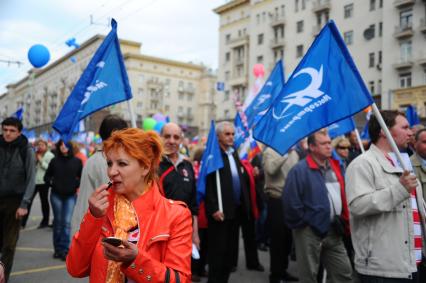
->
[205,121,262,283]
[283,129,353,283]
[0,117,36,281]
[158,123,200,281]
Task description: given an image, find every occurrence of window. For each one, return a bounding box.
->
[378,22,383,37]
[224,109,230,120]
[138,88,144,96]
[399,73,412,88]
[257,56,264,63]
[400,9,413,28]
[400,41,412,62]
[137,102,143,108]
[302,0,306,10]
[296,45,304,58]
[378,51,382,65]
[256,14,260,24]
[258,33,264,45]
[178,92,184,100]
[424,69,426,84]
[370,0,375,11]
[297,20,304,33]
[344,31,353,45]
[344,4,353,19]
[369,81,375,94]
[225,52,230,62]
[225,71,230,80]
[139,74,144,82]
[274,48,284,62]
[224,90,230,101]
[369,53,375,68]
[295,0,299,12]
[281,5,285,16]
[377,79,382,94]
[225,34,231,43]
[379,0,383,8]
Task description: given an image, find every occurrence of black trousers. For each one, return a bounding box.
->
[230,207,261,269]
[22,184,50,227]
[0,196,22,282]
[267,197,292,282]
[192,227,208,276]
[207,216,239,283]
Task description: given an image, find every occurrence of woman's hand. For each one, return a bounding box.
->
[88,184,110,218]
[102,240,138,266]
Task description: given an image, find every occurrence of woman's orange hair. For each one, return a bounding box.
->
[103,128,163,184]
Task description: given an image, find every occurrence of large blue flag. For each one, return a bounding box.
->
[253,21,373,155]
[406,105,420,127]
[197,120,224,204]
[328,116,355,139]
[244,60,285,128]
[53,19,132,141]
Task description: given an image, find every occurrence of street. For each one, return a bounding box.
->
[10,196,297,282]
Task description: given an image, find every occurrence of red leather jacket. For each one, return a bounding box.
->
[66,183,192,283]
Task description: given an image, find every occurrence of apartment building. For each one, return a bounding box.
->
[214,0,426,120]
[0,35,217,137]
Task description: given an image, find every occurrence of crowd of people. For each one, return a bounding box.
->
[1,110,426,283]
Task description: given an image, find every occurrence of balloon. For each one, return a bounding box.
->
[154,121,166,133]
[152,113,167,123]
[253,64,265,78]
[143,118,157,131]
[28,44,50,68]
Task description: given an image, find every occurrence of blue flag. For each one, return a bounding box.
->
[53,19,132,141]
[244,60,285,128]
[197,120,224,204]
[253,21,373,155]
[234,113,249,149]
[328,116,355,139]
[12,107,23,121]
[406,105,420,127]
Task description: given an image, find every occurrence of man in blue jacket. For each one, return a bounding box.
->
[0,117,36,282]
[282,129,353,283]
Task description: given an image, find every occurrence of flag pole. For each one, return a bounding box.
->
[354,128,365,153]
[127,100,136,128]
[371,103,408,171]
[215,171,223,213]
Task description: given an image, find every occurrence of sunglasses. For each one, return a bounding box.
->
[337,146,350,150]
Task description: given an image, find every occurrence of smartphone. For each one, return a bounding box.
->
[102,237,122,247]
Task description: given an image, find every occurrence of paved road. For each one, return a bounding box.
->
[10,196,297,282]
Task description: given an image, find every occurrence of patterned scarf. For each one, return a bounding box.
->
[106,195,138,283]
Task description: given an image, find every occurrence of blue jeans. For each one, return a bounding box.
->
[50,192,77,254]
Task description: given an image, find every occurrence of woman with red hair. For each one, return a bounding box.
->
[67,128,192,283]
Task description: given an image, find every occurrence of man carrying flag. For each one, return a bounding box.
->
[346,110,426,281]
[53,19,133,141]
[253,21,373,156]
[203,121,262,283]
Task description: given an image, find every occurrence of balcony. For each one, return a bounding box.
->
[394,23,414,39]
[229,73,248,87]
[270,37,285,48]
[185,86,195,94]
[270,14,285,27]
[393,57,414,70]
[417,51,426,67]
[420,18,426,34]
[186,113,194,121]
[312,0,331,13]
[228,35,249,48]
[393,0,416,9]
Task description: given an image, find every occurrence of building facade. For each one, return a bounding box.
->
[0,35,217,137]
[214,0,426,120]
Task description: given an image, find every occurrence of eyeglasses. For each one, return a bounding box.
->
[337,146,350,150]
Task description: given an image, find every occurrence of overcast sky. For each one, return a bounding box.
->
[0,0,225,94]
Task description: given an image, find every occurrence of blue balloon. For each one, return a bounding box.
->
[154,121,166,133]
[28,44,50,68]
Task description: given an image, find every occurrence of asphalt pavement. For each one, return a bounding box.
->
[10,196,297,283]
